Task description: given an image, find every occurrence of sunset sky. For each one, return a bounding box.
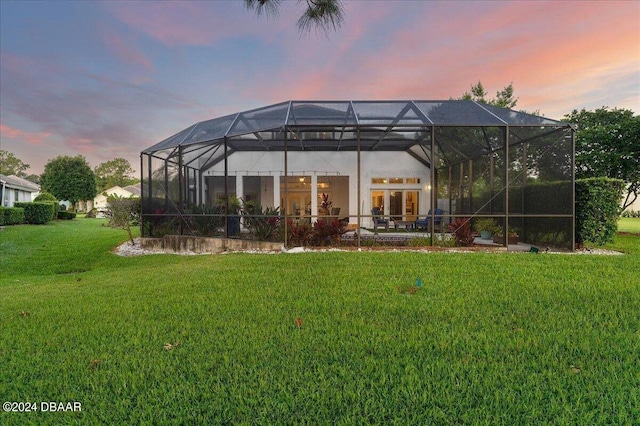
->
[1,0,638,175]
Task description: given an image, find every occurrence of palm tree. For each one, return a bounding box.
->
[244,0,345,33]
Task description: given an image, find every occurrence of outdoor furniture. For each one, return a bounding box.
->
[415,209,443,232]
[371,207,389,232]
[393,220,414,231]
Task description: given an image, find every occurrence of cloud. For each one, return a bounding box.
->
[249,0,640,117]
[0,49,202,169]
[0,123,51,145]
[104,1,294,46]
[100,30,154,78]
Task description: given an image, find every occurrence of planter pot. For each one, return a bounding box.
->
[318,207,330,216]
[493,235,519,245]
[480,230,492,240]
[227,216,241,237]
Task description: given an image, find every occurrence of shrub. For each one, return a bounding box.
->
[14,202,55,224]
[287,220,314,246]
[34,191,59,219]
[0,206,4,226]
[311,218,347,246]
[184,204,223,237]
[57,211,77,220]
[34,191,58,203]
[448,217,474,246]
[575,177,625,245]
[621,210,640,218]
[286,219,347,247]
[104,196,141,244]
[4,207,25,225]
[473,218,499,235]
[241,200,281,241]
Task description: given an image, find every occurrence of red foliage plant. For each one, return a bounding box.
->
[448,217,474,247]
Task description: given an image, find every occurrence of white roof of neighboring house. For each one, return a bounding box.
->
[0,174,40,192]
[123,183,141,196]
[93,183,141,210]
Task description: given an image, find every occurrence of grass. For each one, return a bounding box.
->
[618,217,640,234]
[1,219,639,424]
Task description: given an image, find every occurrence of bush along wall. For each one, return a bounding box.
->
[13,202,56,225]
[4,207,25,225]
[575,177,625,245]
[0,206,4,226]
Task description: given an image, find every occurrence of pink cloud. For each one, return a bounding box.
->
[66,136,97,155]
[0,123,51,145]
[265,0,640,116]
[100,31,154,76]
[104,2,293,46]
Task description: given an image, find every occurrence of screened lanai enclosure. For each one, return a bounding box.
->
[141,100,575,250]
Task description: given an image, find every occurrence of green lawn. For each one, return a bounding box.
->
[1,219,639,424]
[619,217,640,234]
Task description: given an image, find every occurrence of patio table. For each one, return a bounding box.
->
[393,220,414,231]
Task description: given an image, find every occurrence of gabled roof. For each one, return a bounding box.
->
[123,183,141,196]
[95,184,141,200]
[0,174,40,192]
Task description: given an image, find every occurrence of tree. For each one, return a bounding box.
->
[105,195,141,245]
[25,174,41,184]
[40,155,97,211]
[0,150,30,177]
[94,158,138,193]
[244,0,345,34]
[564,107,640,211]
[460,81,519,109]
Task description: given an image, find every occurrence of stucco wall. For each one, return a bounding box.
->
[202,150,432,225]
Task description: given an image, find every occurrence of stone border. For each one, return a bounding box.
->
[114,237,623,257]
[114,236,283,256]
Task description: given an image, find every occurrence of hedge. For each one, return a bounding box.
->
[4,207,24,225]
[0,206,4,226]
[13,202,56,225]
[575,177,625,245]
[57,211,77,220]
[34,191,60,216]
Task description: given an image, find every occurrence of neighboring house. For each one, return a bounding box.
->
[0,174,40,207]
[92,183,141,213]
[622,186,640,213]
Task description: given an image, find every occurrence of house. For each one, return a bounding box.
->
[140,100,576,249]
[92,183,141,213]
[622,185,640,214]
[0,174,40,207]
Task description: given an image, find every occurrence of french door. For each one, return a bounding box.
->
[371,190,419,221]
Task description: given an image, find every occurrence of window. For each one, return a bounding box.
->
[371,177,421,185]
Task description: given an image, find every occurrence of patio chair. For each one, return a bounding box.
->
[415,209,443,232]
[371,207,389,232]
